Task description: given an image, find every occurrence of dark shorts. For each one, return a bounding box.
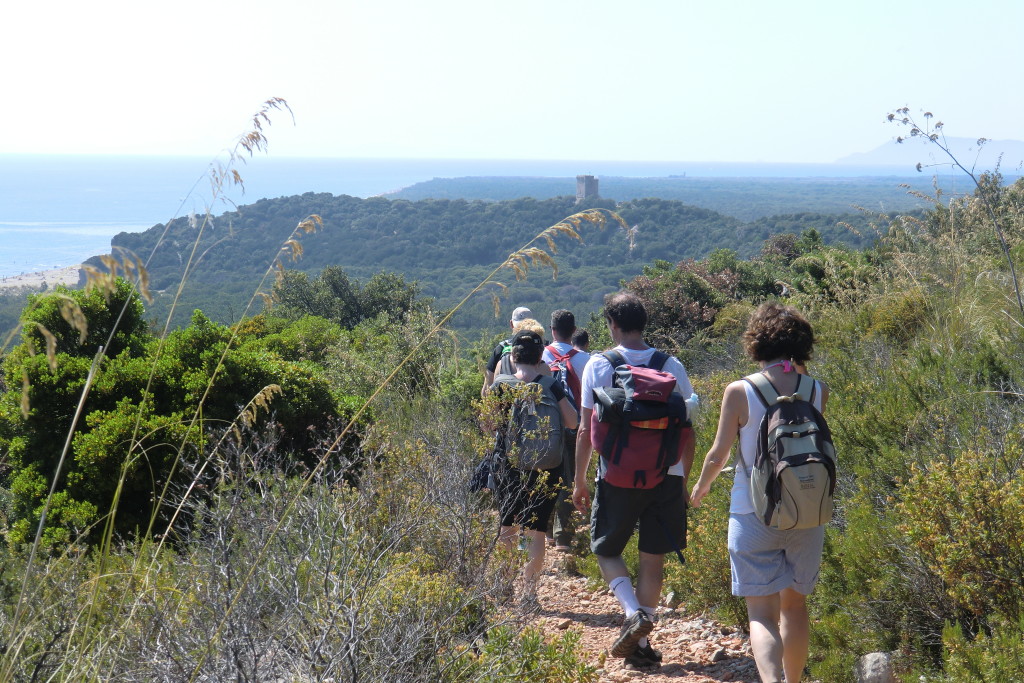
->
[497,466,563,532]
[591,474,687,557]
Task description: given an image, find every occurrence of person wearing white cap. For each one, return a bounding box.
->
[480,306,534,398]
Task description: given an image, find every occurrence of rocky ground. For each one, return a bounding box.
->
[526,550,764,682]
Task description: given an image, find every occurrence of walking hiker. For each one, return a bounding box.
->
[690,302,831,683]
[572,292,696,669]
[571,328,590,354]
[481,306,535,398]
[542,309,591,551]
[490,329,579,601]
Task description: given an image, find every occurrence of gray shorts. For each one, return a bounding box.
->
[727,512,825,597]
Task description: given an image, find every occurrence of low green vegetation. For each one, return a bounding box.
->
[0,164,1022,680]
[639,172,1024,681]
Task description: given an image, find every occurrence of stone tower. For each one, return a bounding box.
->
[575,175,599,204]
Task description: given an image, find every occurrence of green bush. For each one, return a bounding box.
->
[936,617,1024,682]
[864,287,929,345]
[899,439,1024,624]
[448,626,597,682]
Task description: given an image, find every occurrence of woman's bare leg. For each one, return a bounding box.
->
[745,594,784,683]
[780,588,810,682]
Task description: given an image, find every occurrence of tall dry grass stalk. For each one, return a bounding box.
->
[185,206,631,677]
[887,107,1024,321]
[0,98,632,680]
[0,98,325,676]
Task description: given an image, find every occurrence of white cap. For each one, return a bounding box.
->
[510,306,533,323]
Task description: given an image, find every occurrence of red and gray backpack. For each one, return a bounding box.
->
[744,372,836,529]
[590,350,692,489]
[546,345,581,410]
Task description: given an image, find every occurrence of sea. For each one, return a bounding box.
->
[0,155,927,280]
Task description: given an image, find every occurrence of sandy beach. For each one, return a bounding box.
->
[0,266,81,292]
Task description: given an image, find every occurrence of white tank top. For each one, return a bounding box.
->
[730,376,824,515]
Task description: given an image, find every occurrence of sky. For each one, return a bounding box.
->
[3,0,1021,163]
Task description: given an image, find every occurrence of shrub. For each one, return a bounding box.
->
[448,626,597,682]
[898,439,1024,624]
[864,287,929,345]
[936,617,1024,682]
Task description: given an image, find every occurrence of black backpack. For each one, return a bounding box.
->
[745,373,837,529]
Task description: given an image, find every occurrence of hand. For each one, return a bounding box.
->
[572,482,591,512]
[689,482,709,508]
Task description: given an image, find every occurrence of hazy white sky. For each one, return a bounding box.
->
[3,0,1020,162]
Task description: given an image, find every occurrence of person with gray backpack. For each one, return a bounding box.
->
[489,329,579,601]
[690,302,833,683]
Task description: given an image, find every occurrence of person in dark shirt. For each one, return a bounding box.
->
[481,306,534,398]
[490,329,578,600]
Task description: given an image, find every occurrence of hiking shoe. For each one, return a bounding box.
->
[633,641,663,663]
[518,591,541,612]
[623,650,661,671]
[610,610,654,657]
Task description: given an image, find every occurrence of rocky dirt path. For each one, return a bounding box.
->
[527,552,762,682]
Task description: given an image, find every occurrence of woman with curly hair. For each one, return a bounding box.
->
[690,302,829,683]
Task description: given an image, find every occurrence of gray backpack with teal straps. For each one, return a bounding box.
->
[745,372,836,530]
[492,374,564,471]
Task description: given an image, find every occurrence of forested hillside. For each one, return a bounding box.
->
[387,174,973,220]
[83,193,896,332]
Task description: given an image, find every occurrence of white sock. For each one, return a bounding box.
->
[638,606,657,647]
[609,576,640,617]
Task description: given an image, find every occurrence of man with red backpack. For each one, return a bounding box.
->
[542,309,590,551]
[572,292,696,670]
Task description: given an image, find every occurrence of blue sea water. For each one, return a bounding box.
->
[0,154,925,280]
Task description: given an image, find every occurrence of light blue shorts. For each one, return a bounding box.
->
[727,512,825,597]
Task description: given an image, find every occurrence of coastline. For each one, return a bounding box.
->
[0,266,81,292]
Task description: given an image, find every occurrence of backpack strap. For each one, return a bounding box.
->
[602,349,626,368]
[746,372,817,406]
[546,345,579,365]
[647,350,670,371]
[744,372,778,407]
[536,374,559,399]
[795,373,816,403]
[602,349,668,370]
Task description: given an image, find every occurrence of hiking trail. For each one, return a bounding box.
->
[527,551,767,682]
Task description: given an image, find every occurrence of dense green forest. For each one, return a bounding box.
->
[70,192,906,334]
[2,167,1024,680]
[387,174,981,220]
